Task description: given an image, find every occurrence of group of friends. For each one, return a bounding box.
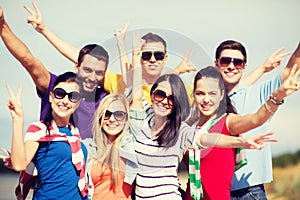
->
[0,2,299,200]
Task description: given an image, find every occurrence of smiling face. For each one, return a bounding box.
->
[141,42,168,83]
[194,77,224,120]
[50,81,81,124]
[151,80,174,117]
[215,49,246,92]
[75,54,106,94]
[101,99,127,141]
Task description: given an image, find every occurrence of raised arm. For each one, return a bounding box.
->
[228,64,300,135]
[242,47,291,86]
[6,84,38,171]
[24,2,79,63]
[0,7,50,94]
[114,23,131,85]
[131,32,144,109]
[282,42,300,82]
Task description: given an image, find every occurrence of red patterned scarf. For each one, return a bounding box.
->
[15,121,88,200]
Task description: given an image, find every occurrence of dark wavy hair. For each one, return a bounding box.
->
[187,66,237,126]
[142,32,167,53]
[43,71,79,135]
[150,74,189,147]
[215,40,247,63]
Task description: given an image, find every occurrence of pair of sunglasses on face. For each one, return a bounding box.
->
[218,57,245,69]
[152,89,174,107]
[141,51,166,61]
[103,110,127,121]
[53,88,81,103]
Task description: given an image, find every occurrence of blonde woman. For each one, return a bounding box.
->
[83,94,137,200]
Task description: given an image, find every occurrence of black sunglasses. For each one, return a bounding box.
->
[103,110,127,121]
[53,88,81,103]
[218,57,245,69]
[152,89,174,107]
[141,51,165,61]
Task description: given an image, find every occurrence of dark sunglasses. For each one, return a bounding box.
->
[103,110,127,121]
[152,89,174,107]
[53,88,81,103]
[218,57,245,69]
[141,51,165,61]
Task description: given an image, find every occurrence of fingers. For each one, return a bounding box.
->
[32,2,41,16]
[184,48,196,60]
[6,84,15,99]
[23,4,34,15]
[123,22,129,32]
[0,147,10,157]
[17,83,23,102]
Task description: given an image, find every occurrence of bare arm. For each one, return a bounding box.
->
[282,42,300,82]
[199,131,277,150]
[0,7,50,94]
[6,84,38,171]
[228,64,300,135]
[242,47,291,86]
[114,23,131,85]
[24,2,79,63]
[131,32,144,109]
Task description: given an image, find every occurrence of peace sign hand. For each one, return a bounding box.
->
[6,84,24,121]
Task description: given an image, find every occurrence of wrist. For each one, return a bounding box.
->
[269,95,284,105]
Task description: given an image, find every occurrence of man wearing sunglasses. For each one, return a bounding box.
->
[0,8,110,139]
[214,40,300,200]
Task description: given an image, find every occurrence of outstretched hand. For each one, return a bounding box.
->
[262,47,291,72]
[174,49,197,74]
[6,84,24,120]
[24,2,45,33]
[244,132,278,150]
[279,64,300,97]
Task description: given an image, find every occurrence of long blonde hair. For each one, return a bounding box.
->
[91,94,130,188]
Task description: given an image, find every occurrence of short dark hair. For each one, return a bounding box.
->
[142,32,167,52]
[215,40,247,63]
[78,44,109,68]
[150,74,189,147]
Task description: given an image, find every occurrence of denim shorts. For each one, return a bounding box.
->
[230,184,267,200]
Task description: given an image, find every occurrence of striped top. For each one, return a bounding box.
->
[130,108,195,199]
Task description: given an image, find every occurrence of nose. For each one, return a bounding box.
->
[149,54,157,63]
[203,94,211,103]
[88,71,97,82]
[108,114,117,122]
[227,61,236,70]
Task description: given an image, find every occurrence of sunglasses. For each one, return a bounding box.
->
[152,89,174,107]
[218,57,245,69]
[103,110,127,121]
[141,51,165,61]
[53,88,81,103]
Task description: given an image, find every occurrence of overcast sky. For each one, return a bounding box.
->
[0,0,299,156]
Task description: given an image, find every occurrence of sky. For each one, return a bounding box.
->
[0,0,299,156]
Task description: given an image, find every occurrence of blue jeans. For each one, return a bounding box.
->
[230,184,267,200]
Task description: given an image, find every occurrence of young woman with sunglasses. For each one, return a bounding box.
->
[129,39,279,200]
[82,94,138,200]
[183,66,300,200]
[6,71,88,200]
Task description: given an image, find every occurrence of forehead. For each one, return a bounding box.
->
[142,42,166,52]
[195,77,221,91]
[220,49,244,59]
[80,54,106,70]
[108,99,126,111]
[54,82,80,92]
[155,81,172,95]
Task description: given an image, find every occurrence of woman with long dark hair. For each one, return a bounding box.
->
[6,72,88,200]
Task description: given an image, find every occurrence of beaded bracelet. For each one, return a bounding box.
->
[270,95,284,105]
